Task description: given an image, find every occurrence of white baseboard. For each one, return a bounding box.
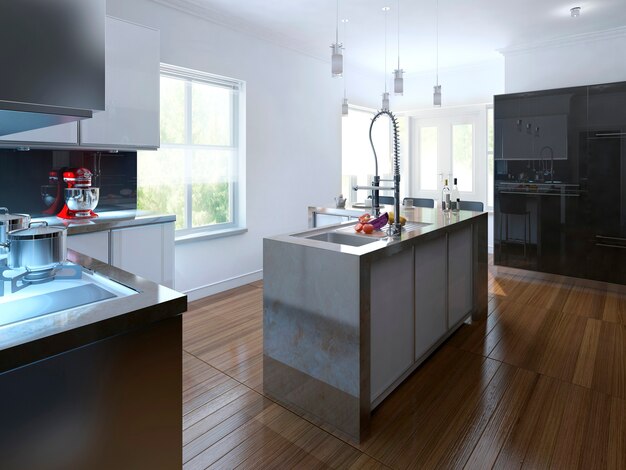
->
[183,269,263,302]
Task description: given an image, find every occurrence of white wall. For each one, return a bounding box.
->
[107,0,343,299]
[503,29,626,93]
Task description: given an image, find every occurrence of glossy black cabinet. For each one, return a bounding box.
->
[494,81,626,285]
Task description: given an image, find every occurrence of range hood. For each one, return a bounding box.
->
[0,0,105,136]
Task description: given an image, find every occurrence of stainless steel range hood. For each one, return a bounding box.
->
[0,0,105,136]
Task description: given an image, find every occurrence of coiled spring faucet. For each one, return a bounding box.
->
[353,110,402,236]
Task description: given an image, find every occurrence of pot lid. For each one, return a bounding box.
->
[9,221,66,240]
[0,207,30,226]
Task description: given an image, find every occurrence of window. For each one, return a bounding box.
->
[452,123,474,192]
[419,127,438,191]
[137,64,245,238]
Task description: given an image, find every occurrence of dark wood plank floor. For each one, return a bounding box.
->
[182,266,626,469]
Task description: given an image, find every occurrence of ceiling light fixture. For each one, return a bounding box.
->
[570,6,581,17]
[382,6,390,111]
[341,19,349,116]
[393,0,404,95]
[433,0,441,107]
[331,0,343,77]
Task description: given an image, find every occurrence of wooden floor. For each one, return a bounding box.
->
[182,270,626,469]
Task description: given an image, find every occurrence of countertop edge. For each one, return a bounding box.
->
[33,211,176,235]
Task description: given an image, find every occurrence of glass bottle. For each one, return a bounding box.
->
[442,179,451,212]
[451,178,460,211]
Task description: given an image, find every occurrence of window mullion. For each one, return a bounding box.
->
[185,81,193,230]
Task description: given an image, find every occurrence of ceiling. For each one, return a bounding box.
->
[161,0,626,76]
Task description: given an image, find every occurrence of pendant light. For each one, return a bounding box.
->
[393,0,404,95]
[341,18,349,116]
[331,0,343,77]
[433,0,441,106]
[381,6,390,111]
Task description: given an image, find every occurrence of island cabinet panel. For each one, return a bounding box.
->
[448,226,473,326]
[414,236,448,361]
[370,249,414,403]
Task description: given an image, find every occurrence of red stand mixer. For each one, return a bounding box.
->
[57,168,100,219]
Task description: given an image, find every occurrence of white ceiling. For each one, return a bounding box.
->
[161,0,626,76]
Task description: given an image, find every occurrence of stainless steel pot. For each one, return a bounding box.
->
[2,221,67,272]
[0,207,30,258]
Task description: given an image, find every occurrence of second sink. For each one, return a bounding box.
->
[306,232,379,247]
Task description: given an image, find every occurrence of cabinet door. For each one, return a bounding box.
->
[110,223,175,288]
[0,122,78,146]
[80,17,160,149]
[448,226,473,326]
[414,236,447,360]
[67,231,110,263]
[370,249,414,404]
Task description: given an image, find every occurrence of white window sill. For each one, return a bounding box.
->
[175,227,248,244]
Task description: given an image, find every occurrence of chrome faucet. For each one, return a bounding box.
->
[352,110,402,236]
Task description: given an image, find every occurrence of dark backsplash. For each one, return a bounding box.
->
[0,149,136,217]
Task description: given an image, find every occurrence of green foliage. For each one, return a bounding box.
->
[191,182,230,227]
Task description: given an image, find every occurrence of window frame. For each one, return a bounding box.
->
[145,63,245,241]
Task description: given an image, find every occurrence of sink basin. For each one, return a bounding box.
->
[306,232,379,247]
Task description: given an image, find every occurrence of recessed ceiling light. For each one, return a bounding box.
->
[341,18,349,23]
[570,6,581,17]
[382,6,390,12]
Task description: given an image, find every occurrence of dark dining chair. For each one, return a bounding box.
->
[458,200,484,211]
[402,197,435,208]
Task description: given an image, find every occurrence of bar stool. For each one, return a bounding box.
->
[499,193,531,257]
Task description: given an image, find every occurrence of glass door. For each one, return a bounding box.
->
[411,113,483,207]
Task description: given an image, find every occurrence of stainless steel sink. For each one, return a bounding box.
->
[306,232,379,247]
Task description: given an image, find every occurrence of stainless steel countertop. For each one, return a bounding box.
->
[0,248,186,372]
[33,210,176,235]
[271,207,486,259]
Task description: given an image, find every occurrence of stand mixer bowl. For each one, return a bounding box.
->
[64,188,100,216]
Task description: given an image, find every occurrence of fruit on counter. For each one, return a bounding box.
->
[387,212,407,226]
[368,212,389,230]
[358,213,371,223]
[355,223,364,232]
[362,223,374,234]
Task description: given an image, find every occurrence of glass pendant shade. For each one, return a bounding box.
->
[382,92,390,111]
[341,98,349,116]
[331,43,343,77]
[393,69,404,95]
[433,84,442,107]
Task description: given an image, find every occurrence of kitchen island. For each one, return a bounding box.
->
[0,248,186,470]
[263,207,487,442]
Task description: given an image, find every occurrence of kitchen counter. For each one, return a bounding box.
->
[0,247,186,373]
[34,209,176,235]
[0,249,186,469]
[264,208,487,442]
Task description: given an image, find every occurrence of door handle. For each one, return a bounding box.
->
[596,243,626,249]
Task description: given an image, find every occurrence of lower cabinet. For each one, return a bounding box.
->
[67,222,175,288]
[414,236,448,360]
[448,226,473,327]
[370,249,414,403]
[111,223,175,288]
[370,223,475,406]
[66,231,110,263]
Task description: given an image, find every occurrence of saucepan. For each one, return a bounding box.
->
[0,207,31,258]
[1,221,67,272]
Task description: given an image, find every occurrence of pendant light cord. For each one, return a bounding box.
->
[343,19,347,99]
[436,0,439,86]
[384,7,388,93]
[335,0,339,44]
[397,0,400,69]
